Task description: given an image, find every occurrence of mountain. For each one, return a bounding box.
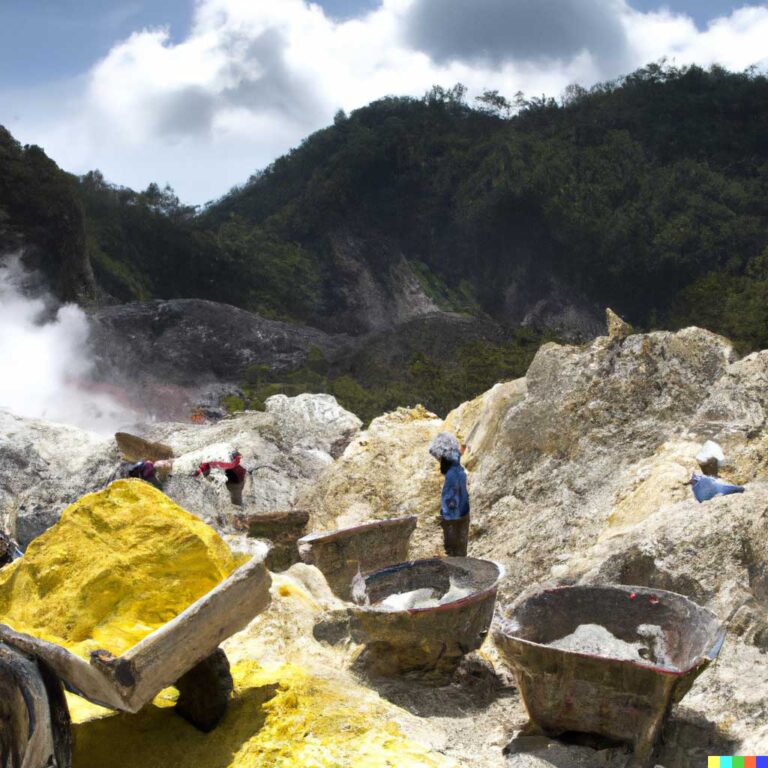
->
[2,62,768,420]
[198,62,768,342]
[0,126,95,301]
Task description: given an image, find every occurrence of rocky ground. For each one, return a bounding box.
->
[300,319,768,764]
[2,316,767,766]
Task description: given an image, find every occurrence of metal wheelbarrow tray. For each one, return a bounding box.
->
[350,556,503,674]
[494,584,726,763]
[0,547,272,767]
[298,516,417,600]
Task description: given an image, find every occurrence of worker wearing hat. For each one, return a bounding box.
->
[429,432,470,557]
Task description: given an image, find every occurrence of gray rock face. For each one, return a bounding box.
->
[502,264,603,342]
[0,410,116,547]
[0,394,360,547]
[324,231,604,342]
[86,294,516,424]
[88,299,347,387]
[323,234,443,334]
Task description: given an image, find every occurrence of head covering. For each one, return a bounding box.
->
[696,440,724,476]
[429,432,461,463]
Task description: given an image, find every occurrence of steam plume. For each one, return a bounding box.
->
[0,255,135,433]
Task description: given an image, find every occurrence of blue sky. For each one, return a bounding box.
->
[1,0,765,203]
[631,0,743,23]
[0,0,193,87]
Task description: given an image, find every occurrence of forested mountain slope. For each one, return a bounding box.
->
[2,62,767,419]
[203,63,768,344]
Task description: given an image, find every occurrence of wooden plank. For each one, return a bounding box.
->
[119,548,271,711]
[114,432,175,462]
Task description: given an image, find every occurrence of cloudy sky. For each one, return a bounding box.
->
[1,0,766,204]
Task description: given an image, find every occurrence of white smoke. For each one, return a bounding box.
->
[0,255,136,434]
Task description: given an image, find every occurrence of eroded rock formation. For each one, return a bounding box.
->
[0,394,361,547]
[301,324,768,759]
[4,320,768,764]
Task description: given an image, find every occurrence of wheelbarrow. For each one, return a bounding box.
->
[298,516,417,600]
[494,584,726,764]
[349,556,503,674]
[0,545,272,768]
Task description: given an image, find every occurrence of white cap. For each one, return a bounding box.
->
[696,440,725,467]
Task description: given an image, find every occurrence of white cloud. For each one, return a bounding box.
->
[2,0,767,204]
[624,5,768,71]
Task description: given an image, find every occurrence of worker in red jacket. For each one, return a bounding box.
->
[195,451,247,506]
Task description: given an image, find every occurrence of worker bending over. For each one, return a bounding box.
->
[195,451,247,506]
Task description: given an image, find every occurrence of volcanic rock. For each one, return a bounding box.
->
[0,394,360,547]
[301,324,768,758]
[88,298,348,387]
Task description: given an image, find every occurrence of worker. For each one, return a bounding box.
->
[0,531,22,567]
[689,473,745,503]
[195,451,247,506]
[439,452,470,556]
[127,459,163,490]
[429,432,470,557]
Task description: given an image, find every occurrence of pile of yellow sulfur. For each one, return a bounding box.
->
[0,479,237,658]
[73,661,457,768]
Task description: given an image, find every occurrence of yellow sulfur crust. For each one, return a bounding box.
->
[0,479,237,658]
[73,662,457,768]
[0,480,454,767]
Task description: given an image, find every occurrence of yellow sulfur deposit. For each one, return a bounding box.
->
[66,565,454,767]
[72,661,457,768]
[2,487,455,768]
[0,479,237,658]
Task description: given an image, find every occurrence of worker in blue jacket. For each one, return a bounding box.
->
[440,453,470,556]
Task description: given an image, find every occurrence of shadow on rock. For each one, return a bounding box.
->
[357,654,516,718]
[503,734,633,768]
[595,546,710,606]
[656,709,738,768]
[501,709,737,768]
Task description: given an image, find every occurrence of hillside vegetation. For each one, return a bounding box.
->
[203,62,768,343]
[2,62,768,419]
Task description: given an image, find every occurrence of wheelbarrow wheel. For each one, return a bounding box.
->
[174,648,233,733]
[0,643,72,768]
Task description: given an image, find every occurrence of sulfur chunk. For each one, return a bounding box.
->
[0,479,237,658]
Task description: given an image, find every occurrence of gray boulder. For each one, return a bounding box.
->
[88,298,348,388]
[0,394,361,547]
[0,410,115,547]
